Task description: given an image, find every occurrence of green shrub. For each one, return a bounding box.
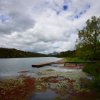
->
[83,63,100,76]
[65,57,84,62]
[83,63,100,91]
[88,76,100,91]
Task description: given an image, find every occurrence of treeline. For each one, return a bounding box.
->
[0,48,47,58]
[56,16,100,92]
[77,16,100,91]
[54,50,76,58]
[56,16,100,61]
[76,16,100,61]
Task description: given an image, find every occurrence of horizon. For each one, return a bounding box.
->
[0,47,75,54]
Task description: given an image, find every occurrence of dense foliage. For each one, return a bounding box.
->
[0,48,47,58]
[65,57,84,62]
[55,50,76,57]
[76,16,100,60]
[83,63,100,77]
[76,16,100,91]
[83,63,100,91]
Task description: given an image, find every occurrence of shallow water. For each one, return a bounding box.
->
[30,90,58,100]
[0,57,62,77]
[0,57,88,100]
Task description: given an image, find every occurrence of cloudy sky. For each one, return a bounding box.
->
[0,0,100,53]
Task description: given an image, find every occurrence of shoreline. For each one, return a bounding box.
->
[0,58,99,99]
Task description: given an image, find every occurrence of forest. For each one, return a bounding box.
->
[0,48,47,58]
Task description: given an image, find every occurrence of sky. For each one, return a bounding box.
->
[0,0,100,54]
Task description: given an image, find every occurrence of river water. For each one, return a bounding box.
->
[0,57,87,100]
[0,57,62,77]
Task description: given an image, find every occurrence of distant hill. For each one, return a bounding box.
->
[0,48,48,58]
[53,50,76,57]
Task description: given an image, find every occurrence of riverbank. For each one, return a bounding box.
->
[54,58,84,69]
[0,67,99,100]
[0,58,99,100]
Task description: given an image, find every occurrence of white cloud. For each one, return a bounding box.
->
[0,0,100,53]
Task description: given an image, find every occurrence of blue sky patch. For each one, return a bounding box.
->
[63,5,68,11]
[0,15,10,23]
[72,4,91,19]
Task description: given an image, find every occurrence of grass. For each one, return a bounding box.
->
[65,57,85,62]
[46,69,54,71]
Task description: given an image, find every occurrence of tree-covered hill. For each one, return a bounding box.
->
[53,50,76,57]
[0,48,47,58]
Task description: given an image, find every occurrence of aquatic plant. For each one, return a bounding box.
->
[0,76,35,100]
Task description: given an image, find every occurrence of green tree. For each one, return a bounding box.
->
[76,16,100,60]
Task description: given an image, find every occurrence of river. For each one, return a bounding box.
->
[0,57,62,77]
[0,57,87,100]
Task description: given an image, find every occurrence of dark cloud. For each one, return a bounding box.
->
[0,0,35,34]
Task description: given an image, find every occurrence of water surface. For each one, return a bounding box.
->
[0,57,87,100]
[0,57,62,77]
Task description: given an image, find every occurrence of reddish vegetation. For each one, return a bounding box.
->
[66,78,76,83]
[18,71,30,73]
[43,76,59,83]
[0,76,35,100]
[48,79,59,83]
[42,76,76,84]
[64,64,84,69]
[71,91,100,100]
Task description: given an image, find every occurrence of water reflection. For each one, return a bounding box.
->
[30,90,58,100]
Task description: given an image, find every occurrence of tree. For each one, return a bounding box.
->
[76,16,100,60]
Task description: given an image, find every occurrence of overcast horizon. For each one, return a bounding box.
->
[0,0,100,54]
